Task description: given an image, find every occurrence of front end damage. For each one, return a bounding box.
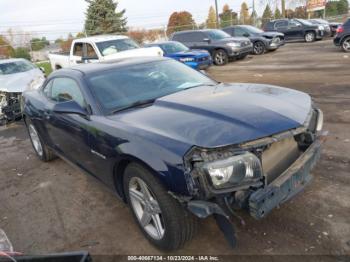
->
[183,108,326,247]
[0,91,22,125]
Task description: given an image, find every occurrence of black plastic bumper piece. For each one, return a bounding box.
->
[249,137,323,220]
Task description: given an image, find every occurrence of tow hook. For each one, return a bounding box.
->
[187,200,237,248]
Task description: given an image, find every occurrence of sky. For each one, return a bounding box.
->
[0,0,270,42]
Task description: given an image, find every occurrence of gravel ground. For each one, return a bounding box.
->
[0,39,349,258]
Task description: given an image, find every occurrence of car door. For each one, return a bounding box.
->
[287,20,303,39]
[274,20,289,38]
[42,77,93,169]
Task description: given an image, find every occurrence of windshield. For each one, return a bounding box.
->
[205,30,231,40]
[0,60,36,75]
[160,42,189,54]
[87,59,216,113]
[244,25,264,34]
[96,38,140,56]
[297,19,313,26]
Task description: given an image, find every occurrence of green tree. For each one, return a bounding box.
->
[84,0,127,35]
[262,4,273,27]
[326,1,338,17]
[13,47,31,60]
[31,37,49,51]
[274,7,282,18]
[206,6,217,29]
[219,4,238,27]
[337,0,349,15]
[166,11,195,36]
[240,2,250,24]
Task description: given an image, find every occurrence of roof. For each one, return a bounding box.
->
[145,41,177,46]
[0,58,27,64]
[172,29,221,35]
[75,35,128,43]
[52,56,168,76]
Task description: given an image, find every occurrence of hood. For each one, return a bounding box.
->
[260,31,284,38]
[109,83,311,149]
[0,68,44,93]
[102,47,163,60]
[167,49,209,58]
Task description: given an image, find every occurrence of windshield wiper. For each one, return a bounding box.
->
[111,98,156,114]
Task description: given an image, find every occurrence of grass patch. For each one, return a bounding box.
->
[35,61,52,76]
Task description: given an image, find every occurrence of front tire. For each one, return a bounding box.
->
[253,41,266,55]
[124,163,197,251]
[341,37,350,52]
[305,32,316,42]
[213,49,228,66]
[26,119,56,162]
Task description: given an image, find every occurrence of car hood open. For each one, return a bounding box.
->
[109,83,312,149]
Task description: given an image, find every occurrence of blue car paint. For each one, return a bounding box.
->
[145,42,212,70]
[23,58,311,199]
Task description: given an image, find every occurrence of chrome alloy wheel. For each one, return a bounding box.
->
[253,42,265,55]
[129,177,165,240]
[342,38,350,52]
[28,124,43,157]
[305,32,315,42]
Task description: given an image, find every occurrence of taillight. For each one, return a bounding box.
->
[336,26,344,33]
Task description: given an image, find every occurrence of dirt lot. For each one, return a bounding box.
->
[0,39,349,257]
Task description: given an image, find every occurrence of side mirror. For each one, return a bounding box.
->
[39,67,45,74]
[243,33,250,37]
[203,38,211,43]
[53,100,89,118]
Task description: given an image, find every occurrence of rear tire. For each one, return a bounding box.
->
[305,31,316,42]
[26,118,56,162]
[213,49,228,66]
[341,36,350,52]
[123,163,198,251]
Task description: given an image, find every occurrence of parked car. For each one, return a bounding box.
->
[334,19,350,52]
[222,25,285,55]
[0,58,45,124]
[23,56,326,250]
[309,19,332,37]
[170,29,253,66]
[48,35,163,70]
[264,19,325,42]
[144,41,212,70]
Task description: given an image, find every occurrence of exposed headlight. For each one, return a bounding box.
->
[204,152,262,189]
[27,76,45,91]
[318,25,324,30]
[179,57,195,62]
[227,42,241,48]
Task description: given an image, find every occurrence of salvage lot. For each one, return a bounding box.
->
[0,39,349,256]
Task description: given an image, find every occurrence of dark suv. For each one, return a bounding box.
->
[264,19,324,42]
[170,29,253,65]
[334,19,350,52]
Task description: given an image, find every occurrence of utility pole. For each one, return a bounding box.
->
[281,0,286,18]
[252,0,256,26]
[215,0,220,28]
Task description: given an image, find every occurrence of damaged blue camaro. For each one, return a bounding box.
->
[22,57,326,251]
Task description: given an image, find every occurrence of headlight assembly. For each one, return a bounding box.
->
[227,42,241,48]
[27,76,45,91]
[203,152,262,189]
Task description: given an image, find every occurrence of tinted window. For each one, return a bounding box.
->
[86,43,98,59]
[96,38,140,56]
[275,21,288,29]
[205,30,231,40]
[289,20,302,27]
[0,60,35,75]
[173,32,204,42]
[87,60,216,113]
[73,43,83,57]
[234,27,247,37]
[50,78,85,107]
[160,42,188,54]
[243,25,264,34]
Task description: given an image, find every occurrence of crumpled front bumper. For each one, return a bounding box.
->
[249,132,326,219]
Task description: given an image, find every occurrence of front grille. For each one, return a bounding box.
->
[262,136,302,183]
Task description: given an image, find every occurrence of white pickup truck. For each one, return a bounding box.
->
[49,35,163,70]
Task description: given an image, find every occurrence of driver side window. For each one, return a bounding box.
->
[235,27,248,37]
[44,78,85,108]
[289,20,301,28]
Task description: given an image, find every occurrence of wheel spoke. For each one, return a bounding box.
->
[152,214,164,239]
[150,199,161,214]
[138,179,152,201]
[129,188,146,204]
[140,211,152,227]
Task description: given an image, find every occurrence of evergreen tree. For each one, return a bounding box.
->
[84,0,127,35]
[326,1,338,17]
[274,7,282,19]
[219,4,238,27]
[262,4,273,27]
[206,6,217,29]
